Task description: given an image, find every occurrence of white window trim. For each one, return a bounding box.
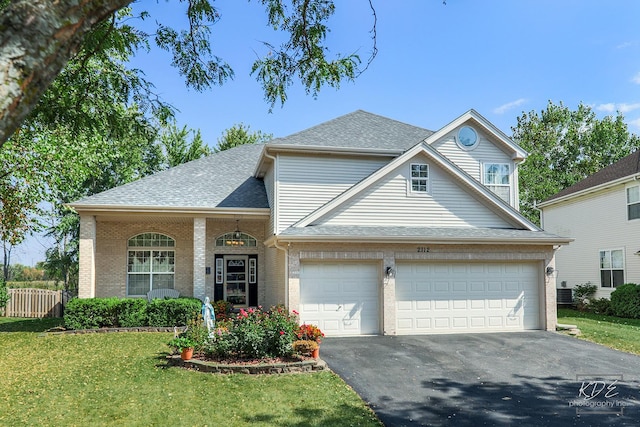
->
[482,162,512,203]
[125,233,176,297]
[626,185,640,221]
[599,248,625,288]
[407,163,430,196]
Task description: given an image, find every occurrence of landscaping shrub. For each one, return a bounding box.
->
[146,297,201,327]
[213,299,232,321]
[587,298,613,315]
[573,283,597,311]
[0,278,10,311]
[64,296,201,329]
[117,298,148,327]
[64,297,120,329]
[205,306,302,359]
[610,283,640,319]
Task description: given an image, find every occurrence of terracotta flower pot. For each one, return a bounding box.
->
[180,347,194,361]
[312,347,319,359]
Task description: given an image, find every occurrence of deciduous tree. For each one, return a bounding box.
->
[513,101,640,224]
[215,123,273,152]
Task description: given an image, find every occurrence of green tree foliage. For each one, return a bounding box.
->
[513,101,640,224]
[159,122,212,168]
[1,0,377,144]
[215,123,273,152]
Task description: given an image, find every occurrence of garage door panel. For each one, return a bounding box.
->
[300,262,379,336]
[396,262,541,334]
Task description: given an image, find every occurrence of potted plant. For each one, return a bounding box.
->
[296,324,324,358]
[293,340,319,358]
[168,336,198,360]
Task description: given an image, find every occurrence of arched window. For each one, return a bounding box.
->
[127,233,175,296]
[215,232,257,247]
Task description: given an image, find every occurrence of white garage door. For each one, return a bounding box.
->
[299,262,379,336]
[396,262,540,334]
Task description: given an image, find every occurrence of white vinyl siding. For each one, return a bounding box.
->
[277,154,389,232]
[626,185,640,220]
[316,156,513,228]
[542,184,639,299]
[264,167,276,235]
[430,131,519,208]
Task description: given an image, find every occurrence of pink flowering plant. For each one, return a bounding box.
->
[204,305,299,359]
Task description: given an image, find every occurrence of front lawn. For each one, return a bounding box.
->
[0,318,380,426]
[558,308,640,355]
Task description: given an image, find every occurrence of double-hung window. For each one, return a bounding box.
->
[410,163,429,194]
[599,249,624,288]
[483,163,511,203]
[127,233,175,296]
[627,186,640,220]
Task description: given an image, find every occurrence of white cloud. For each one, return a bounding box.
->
[632,72,640,84]
[493,98,527,115]
[595,103,640,114]
[596,103,616,113]
[628,117,640,129]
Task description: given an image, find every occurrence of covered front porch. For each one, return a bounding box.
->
[77,212,275,306]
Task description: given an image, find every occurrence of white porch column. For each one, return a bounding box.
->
[78,215,96,298]
[193,217,207,301]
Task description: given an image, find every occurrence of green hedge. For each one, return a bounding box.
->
[610,283,640,319]
[64,297,202,330]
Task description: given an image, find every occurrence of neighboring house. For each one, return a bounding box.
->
[70,110,570,336]
[540,150,640,299]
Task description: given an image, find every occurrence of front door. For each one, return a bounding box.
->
[224,255,248,306]
[214,254,258,307]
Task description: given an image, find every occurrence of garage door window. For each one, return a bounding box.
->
[600,249,624,288]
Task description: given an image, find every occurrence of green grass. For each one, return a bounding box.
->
[0,318,381,427]
[558,308,640,355]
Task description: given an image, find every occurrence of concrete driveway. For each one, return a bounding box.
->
[320,332,640,426]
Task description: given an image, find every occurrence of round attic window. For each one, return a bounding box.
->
[457,126,478,150]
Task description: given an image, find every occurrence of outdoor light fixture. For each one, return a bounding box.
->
[546,266,555,276]
[385,266,395,278]
[234,220,241,239]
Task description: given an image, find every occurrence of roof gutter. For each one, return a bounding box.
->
[66,204,271,217]
[537,173,640,208]
[270,234,573,246]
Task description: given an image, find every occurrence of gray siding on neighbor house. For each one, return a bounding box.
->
[276,154,390,232]
[314,153,513,229]
[543,183,640,299]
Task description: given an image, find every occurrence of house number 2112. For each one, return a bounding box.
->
[417,247,429,253]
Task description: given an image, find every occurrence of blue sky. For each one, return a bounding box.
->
[12,0,640,265]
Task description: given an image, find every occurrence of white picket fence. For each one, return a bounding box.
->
[2,288,71,318]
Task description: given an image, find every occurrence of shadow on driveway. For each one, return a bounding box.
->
[320,332,640,426]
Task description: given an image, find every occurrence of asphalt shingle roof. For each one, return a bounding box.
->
[72,110,434,210]
[269,110,434,151]
[544,150,640,203]
[72,143,268,209]
[278,225,569,243]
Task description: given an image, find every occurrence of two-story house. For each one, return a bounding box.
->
[540,150,640,299]
[70,110,570,336]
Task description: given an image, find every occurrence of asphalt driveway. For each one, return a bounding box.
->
[320,332,640,426]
